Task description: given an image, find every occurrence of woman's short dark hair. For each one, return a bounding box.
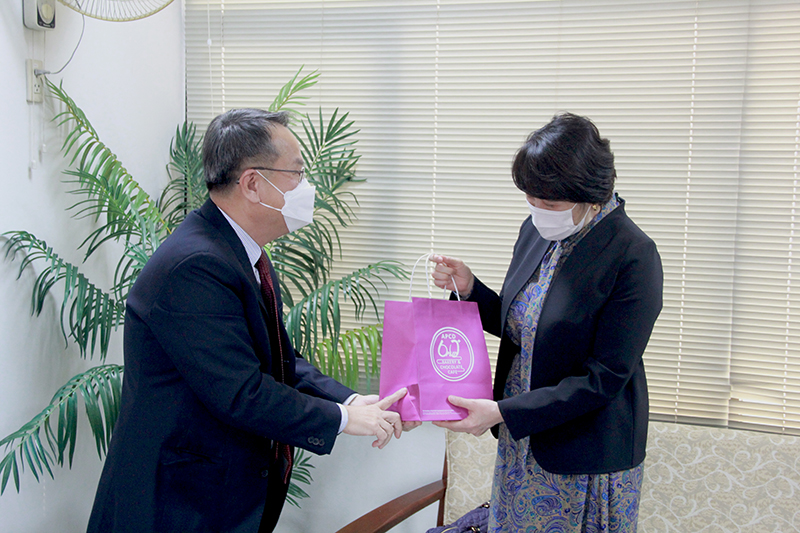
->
[512,112,615,204]
[202,108,290,192]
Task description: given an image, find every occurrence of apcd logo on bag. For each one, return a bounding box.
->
[429,327,474,382]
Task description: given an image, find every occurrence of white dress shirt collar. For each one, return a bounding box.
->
[216,206,263,275]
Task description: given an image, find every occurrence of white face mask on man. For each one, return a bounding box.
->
[527,201,587,241]
[257,170,316,233]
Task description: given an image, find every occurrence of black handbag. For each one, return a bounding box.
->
[425,502,490,533]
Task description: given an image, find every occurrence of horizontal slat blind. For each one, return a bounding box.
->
[729,1,800,434]
[185,0,800,433]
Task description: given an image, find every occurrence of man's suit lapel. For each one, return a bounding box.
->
[198,199,267,315]
[197,199,295,380]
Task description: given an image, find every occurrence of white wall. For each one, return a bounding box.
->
[0,1,184,531]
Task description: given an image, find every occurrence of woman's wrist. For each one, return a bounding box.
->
[461,277,475,299]
[494,400,505,425]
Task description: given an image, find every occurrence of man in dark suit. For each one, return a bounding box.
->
[87,109,407,533]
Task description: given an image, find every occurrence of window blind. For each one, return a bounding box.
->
[184,0,800,434]
[728,2,800,433]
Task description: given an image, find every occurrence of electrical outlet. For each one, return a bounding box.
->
[27,59,44,103]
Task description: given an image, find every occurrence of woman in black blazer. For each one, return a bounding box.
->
[432,113,663,533]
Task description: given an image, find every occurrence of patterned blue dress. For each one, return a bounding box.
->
[489,196,644,533]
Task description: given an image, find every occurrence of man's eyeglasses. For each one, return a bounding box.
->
[252,167,305,182]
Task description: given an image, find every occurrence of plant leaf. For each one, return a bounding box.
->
[286,448,315,507]
[284,261,407,380]
[47,80,169,302]
[0,365,124,495]
[269,66,320,119]
[1,232,125,359]
[158,121,208,231]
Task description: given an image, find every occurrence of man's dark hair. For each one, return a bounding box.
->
[203,108,290,192]
[512,112,615,204]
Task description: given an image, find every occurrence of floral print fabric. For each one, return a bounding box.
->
[490,195,644,533]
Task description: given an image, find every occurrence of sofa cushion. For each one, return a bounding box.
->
[640,421,800,532]
[443,430,497,524]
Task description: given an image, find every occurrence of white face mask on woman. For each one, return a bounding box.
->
[257,171,316,232]
[527,201,587,241]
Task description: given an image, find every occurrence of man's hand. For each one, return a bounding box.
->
[348,394,379,407]
[432,396,503,436]
[350,393,422,432]
[344,388,408,448]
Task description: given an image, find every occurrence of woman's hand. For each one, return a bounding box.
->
[429,254,475,298]
[432,396,503,436]
[400,420,423,432]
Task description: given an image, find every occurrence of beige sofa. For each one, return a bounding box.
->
[340,421,800,532]
[640,421,800,532]
[444,421,800,532]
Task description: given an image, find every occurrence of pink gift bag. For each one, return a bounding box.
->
[379,255,492,421]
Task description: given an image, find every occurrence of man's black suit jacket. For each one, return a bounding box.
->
[87,199,354,532]
[468,200,663,475]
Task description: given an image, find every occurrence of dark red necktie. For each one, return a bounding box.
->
[255,250,293,484]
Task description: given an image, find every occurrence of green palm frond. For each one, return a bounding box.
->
[286,448,315,508]
[158,121,207,231]
[270,225,327,308]
[269,66,320,118]
[284,262,407,367]
[271,108,362,302]
[301,108,361,243]
[315,324,383,391]
[48,80,168,299]
[300,107,361,222]
[49,79,167,238]
[0,365,123,495]
[301,108,361,184]
[64,168,165,302]
[2,232,124,359]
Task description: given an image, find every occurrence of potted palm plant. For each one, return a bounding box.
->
[0,68,405,506]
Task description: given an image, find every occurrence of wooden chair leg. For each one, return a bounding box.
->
[436,454,448,526]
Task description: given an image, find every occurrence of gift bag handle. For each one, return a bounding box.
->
[410,253,460,302]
